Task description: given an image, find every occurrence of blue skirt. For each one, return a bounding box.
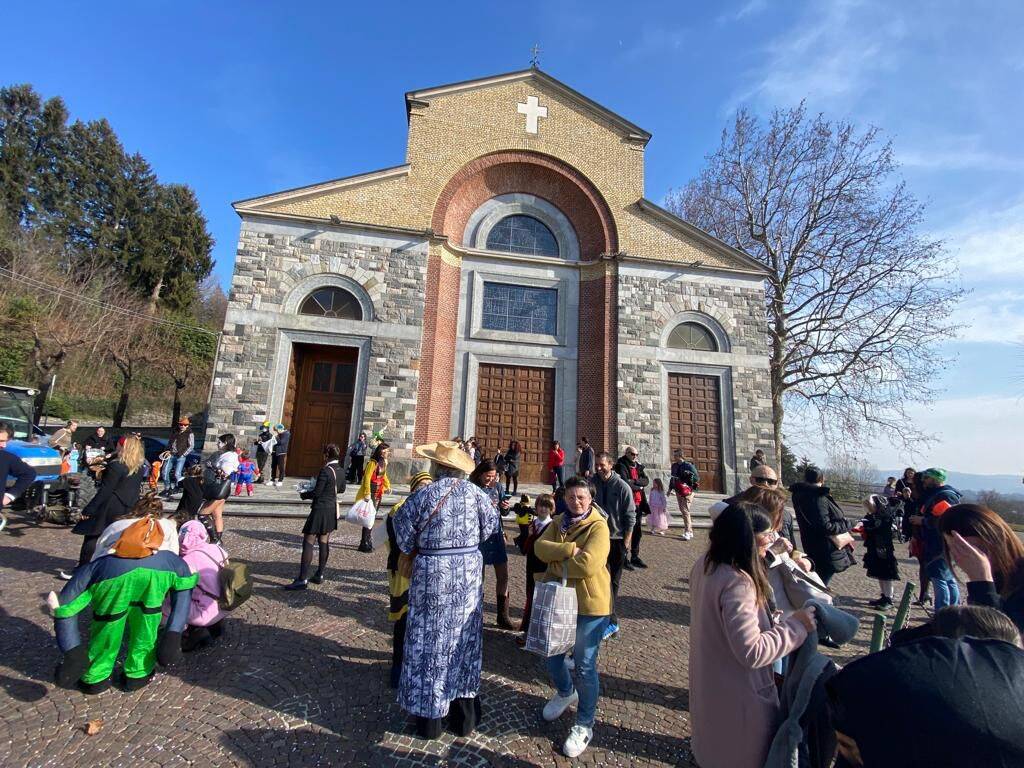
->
[479,530,508,566]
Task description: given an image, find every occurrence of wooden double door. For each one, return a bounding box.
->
[288,344,358,477]
[474,363,555,484]
[667,373,724,493]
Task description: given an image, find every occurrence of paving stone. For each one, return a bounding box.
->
[0,513,932,766]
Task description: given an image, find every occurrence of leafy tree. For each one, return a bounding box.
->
[780,442,798,486]
[669,105,964,469]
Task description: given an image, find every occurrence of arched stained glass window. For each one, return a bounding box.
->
[485,215,559,257]
[667,322,718,352]
[299,287,363,320]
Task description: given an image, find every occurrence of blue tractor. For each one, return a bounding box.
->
[0,384,77,521]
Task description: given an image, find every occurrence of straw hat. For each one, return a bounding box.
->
[414,440,476,474]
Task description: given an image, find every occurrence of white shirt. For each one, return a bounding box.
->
[217,451,240,476]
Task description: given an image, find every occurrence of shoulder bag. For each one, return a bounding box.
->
[397,481,459,579]
[199,549,253,612]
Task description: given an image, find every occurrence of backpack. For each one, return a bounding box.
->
[112,516,164,559]
[199,550,253,611]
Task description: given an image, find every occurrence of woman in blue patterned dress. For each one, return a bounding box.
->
[393,441,500,739]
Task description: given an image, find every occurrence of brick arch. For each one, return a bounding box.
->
[431,150,618,259]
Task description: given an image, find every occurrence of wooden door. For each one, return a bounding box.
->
[667,373,723,493]
[474,363,555,484]
[289,345,358,477]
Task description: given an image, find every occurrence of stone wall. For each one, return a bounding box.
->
[616,266,775,492]
[206,218,427,465]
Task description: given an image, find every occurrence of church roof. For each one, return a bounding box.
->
[634,198,770,276]
[405,67,653,146]
[232,164,411,212]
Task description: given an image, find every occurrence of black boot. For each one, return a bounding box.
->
[448,696,482,737]
[415,716,443,740]
[496,594,516,630]
[357,527,373,553]
[122,672,154,692]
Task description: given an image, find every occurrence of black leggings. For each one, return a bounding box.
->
[504,472,519,495]
[298,533,330,580]
[78,534,100,567]
[272,454,287,482]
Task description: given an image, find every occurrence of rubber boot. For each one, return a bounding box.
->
[496,593,516,630]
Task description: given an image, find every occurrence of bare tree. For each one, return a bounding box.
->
[0,228,122,422]
[106,305,161,427]
[668,105,964,467]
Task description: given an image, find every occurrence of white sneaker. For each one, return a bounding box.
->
[683,531,694,541]
[563,724,593,757]
[542,689,578,721]
[275,481,282,487]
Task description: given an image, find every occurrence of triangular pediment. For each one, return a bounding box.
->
[405,68,652,145]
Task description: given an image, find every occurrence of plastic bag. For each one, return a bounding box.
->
[346,499,376,530]
[525,564,578,657]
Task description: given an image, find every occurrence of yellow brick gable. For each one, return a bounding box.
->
[234,69,764,274]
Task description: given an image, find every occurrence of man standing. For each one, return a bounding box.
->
[271,424,291,486]
[788,467,853,586]
[614,446,650,570]
[254,422,274,483]
[161,418,193,496]
[669,449,699,541]
[576,437,595,479]
[347,432,368,484]
[0,421,37,533]
[909,468,962,612]
[591,452,635,640]
[748,448,767,472]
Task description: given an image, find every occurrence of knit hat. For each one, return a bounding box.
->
[805,597,860,647]
[409,471,432,491]
[921,467,948,483]
[274,423,285,431]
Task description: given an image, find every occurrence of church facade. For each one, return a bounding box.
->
[207,68,775,491]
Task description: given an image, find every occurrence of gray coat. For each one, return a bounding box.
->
[591,472,636,540]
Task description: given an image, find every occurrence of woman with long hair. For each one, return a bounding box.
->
[285,444,345,590]
[356,442,391,552]
[67,435,147,571]
[689,502,816,768]
[941,503,1024,633]
[504,440,521,495]
[470,459,515,629]
[202,433,238,545]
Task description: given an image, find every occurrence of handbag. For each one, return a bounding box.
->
[201,463,231,501]
[525,562,578,657]
[397,481,460,579]
[199,550,253,611]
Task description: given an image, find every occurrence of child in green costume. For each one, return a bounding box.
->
[52,548,198,693]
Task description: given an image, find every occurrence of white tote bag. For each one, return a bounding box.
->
[346,499,376,530]
[525,563,578,657]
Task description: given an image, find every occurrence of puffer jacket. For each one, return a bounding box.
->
[178,520,228,627]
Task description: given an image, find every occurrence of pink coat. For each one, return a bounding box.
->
[688,557,807,768]
[178,520,228,627]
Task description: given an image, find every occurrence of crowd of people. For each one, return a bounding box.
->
[5,419,1023,763]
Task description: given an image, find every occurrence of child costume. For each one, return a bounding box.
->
[53,546,198,693]
[862,503,900,582]
[234,459,258,496]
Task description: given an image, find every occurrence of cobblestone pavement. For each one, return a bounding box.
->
[0,512,936,767]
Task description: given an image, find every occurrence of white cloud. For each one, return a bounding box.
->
[717,0,769,24]
[938,197,1024,278]
[952,301,1024,344]
[898,135,1024,172]
[726,0,905,111]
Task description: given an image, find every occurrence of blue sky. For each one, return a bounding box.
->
[4,1,1022,474]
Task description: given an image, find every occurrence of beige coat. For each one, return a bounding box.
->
[688,557,808,768]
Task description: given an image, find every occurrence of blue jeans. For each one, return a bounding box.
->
[927,559,960,612]
[551,465,565,491]
[545,614,609,727]
[162,455,186,490]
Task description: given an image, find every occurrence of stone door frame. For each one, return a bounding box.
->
[268,328,372,452]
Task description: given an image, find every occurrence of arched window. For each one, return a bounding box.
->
[667,322,718,352]
[485,215,560,257]
[298,287,363,320]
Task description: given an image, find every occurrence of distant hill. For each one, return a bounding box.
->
[879,470,1023,496]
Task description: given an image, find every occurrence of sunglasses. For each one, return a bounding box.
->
[753,476,779,486]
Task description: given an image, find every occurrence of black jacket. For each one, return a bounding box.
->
[614,456,650,508]
[72,460,146,536]
[577,445,595,474]
[300,461,345,515]
[788,481,851,578]
[0,449,37,501]
[273,430,291,455]
[967,580,1024,636]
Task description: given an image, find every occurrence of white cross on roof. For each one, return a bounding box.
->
[516,95,548,134]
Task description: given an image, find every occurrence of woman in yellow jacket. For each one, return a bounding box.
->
[534,475,611,759]
[357,442,391,552]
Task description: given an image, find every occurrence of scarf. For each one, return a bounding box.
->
[561,506,590,532]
